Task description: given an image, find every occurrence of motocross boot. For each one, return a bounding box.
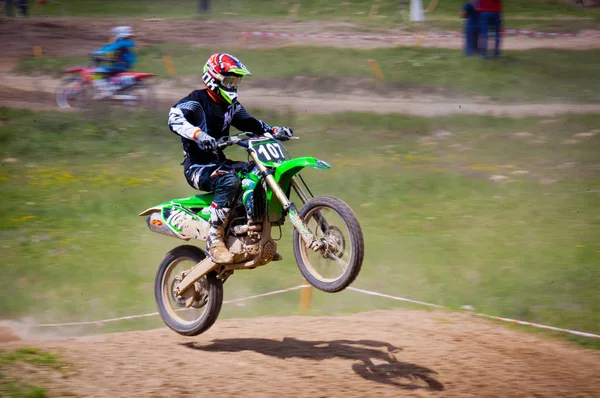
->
[93,78,116,100]
[207,204,234,264]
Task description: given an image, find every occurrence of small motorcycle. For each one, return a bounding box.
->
[56,57,156,109]
[140,133,365,336]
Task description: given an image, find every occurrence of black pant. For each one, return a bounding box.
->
[183,161,248,208]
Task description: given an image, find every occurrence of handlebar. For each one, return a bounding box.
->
[90,53,113,65]
[215,132,299,150]
[216,132,253,150]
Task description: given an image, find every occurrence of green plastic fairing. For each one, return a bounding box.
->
[139,193,214,220]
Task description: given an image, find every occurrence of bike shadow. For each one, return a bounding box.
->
[181,337,444,391]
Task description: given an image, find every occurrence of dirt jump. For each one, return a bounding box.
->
[1,309,599,397]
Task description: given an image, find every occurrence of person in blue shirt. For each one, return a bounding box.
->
[90,26,137,98]
[461,0,480,56]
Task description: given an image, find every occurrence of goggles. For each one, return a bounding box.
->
[221,75,243,90]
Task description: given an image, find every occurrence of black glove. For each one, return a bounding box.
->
[272,126,293,141]
[195,131,217,151]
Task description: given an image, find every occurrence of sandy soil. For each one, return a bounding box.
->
[2,74,600,117]
[1,309,599,397]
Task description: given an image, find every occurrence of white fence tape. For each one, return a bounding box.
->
[346,287,600,339]
[23,285,309,328]
[347,286,445,309]
[242,30,600,40]
[12,284,600,339]
[472,313,600,339]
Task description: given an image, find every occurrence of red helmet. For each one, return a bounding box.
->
[202,53,252,104]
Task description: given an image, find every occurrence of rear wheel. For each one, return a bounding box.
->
[55,77,92,109]
[154,245,223,336]
[293,196,364,293]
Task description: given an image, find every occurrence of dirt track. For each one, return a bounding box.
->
[3,74,600,117]
[1,309,599,397]
[1,17,600,57]
[2,17,600,116]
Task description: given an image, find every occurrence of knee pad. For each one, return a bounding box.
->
[218,172,241,191]
[213,172,241,208]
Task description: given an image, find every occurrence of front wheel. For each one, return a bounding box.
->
[55,77,92,109]
[293,196,364,293]
[154,245,223,336]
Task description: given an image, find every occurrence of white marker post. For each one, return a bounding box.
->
[410,0,425,22]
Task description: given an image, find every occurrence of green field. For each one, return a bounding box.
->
[22,0,600,25]
[17,45,600,104]
[0,348,66,397]
[1,107,598,347]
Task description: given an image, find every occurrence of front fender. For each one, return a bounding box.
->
[274,156,331,183]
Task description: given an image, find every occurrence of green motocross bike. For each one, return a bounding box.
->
[139,132,364,336]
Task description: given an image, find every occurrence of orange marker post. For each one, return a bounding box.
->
[368,59,385,81]
[300,281,312,314]
[237,34,247,49]
[289,4,301,19]
[162,55,177,76]
[33,46,43,57]
[415,32,425,47]
[368,4,380,19]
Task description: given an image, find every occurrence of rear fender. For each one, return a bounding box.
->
[139,193,213,219]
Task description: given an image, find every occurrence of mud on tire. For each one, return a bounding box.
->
[154,245,223,336]
[293,196,364,293]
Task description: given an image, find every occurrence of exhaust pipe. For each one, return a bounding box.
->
[146,212,179,239]
[145,211,210,241]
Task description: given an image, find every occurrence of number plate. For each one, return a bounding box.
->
[250,139,286,164]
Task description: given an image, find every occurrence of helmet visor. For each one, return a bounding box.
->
[222,75,243,90]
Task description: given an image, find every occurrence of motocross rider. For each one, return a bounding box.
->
[167,53,293,264]
[90,26,137,98]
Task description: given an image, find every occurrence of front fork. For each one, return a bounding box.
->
[249,151,322,251]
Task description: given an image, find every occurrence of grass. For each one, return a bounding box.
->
[0,348,64,398]
[0,106,599,348]
[22,0,600,25]
[16,45,600,104]
[0,348,61,369]
[17,0,600,33]
[0,383,47,398]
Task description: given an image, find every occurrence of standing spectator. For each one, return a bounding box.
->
[197,0,211,14]
[478,0,502,58]
[461,0,480,56]
[18,0,28,16]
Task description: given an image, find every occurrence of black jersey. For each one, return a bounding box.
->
[168,89,272,165]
